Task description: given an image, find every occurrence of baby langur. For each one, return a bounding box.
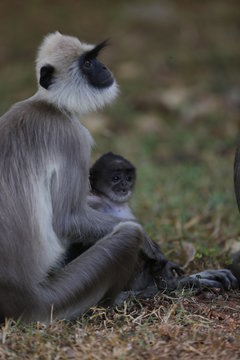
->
[91,153,187,283]
[66,152,182,293]
[88,152,184,289]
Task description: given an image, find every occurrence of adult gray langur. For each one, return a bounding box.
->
[0,32,237,322]
[0,32,143,321]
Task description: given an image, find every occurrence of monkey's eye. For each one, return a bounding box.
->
[112,176,120,182]
[126,176,132,182]
[84,60,92,69]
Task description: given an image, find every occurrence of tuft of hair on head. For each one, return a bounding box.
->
[85,39,110,60]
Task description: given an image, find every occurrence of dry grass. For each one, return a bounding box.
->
[0,292,240,359]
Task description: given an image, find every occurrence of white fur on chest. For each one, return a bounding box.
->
[110,203,134,219]
[88,194,136,220]
[100,197,135,220]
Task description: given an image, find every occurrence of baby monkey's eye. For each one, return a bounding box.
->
[112,176,120,182]
[126,176,132,182]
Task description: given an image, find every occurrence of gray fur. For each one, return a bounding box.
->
[0,98,145,321]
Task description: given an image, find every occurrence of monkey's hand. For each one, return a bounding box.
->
[155,269,239,293]
[188,269,239,290]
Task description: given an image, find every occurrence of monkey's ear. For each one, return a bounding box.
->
[39,65,55,89]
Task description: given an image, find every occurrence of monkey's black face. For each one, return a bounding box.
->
[80,56,114,89]
[90,153,136,203]
[79,40,114,89]
[108,167,136,201]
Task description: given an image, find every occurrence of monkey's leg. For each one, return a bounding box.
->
[34,222,143,321]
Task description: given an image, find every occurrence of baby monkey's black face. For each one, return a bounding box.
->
[90,152,136,203]
[107,164,135,199]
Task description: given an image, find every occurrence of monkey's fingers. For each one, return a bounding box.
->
[218,269,239,289]
[155,269,238,293]
[189,269,239,290]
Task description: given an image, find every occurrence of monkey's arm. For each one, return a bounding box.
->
[87,194,104,211]
[64,205,127,246]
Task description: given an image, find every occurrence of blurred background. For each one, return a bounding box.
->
[0,0,240,267]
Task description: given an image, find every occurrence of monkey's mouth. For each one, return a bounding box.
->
[99,74,114,87]
[79,54,114,89]
[111,190,132,203]
[120,189,128,194]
